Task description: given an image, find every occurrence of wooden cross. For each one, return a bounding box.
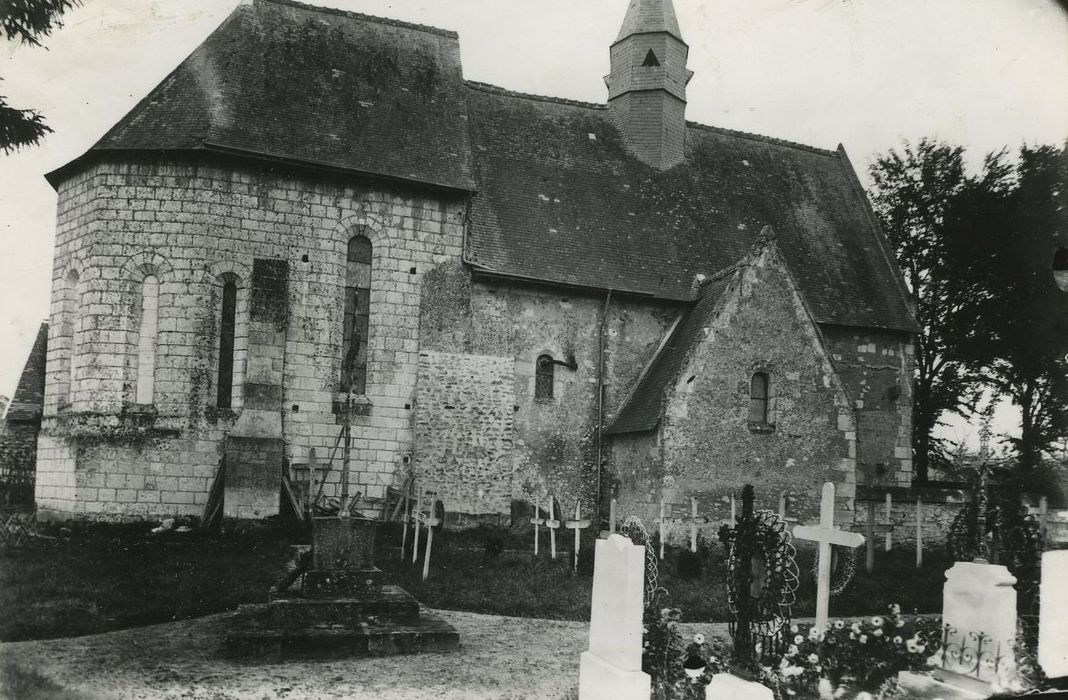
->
[1037,495,1049,540]
[673,497,709,552]
[545,496,561,560]
[915,496,924,568]
[777,491,798,522]
[792,482,865,631]
[565,500,591,572]
[411,488,423,564]
[530,496,546,556]
[657,498,667,559]
[862,498,895,573]
[884,493,893,552]
[421,501,442,581]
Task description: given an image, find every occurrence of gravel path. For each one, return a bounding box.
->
[0,609,729,699]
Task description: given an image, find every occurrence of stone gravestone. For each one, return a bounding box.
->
[899,559,1018,698]
[1039,550,1068,683]
[226,515,459,656]
[579,534,650,700]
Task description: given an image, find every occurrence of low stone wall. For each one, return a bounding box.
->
[0,420,38,506]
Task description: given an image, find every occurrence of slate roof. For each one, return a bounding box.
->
[5,322,48,422]
[605,271,737,434]
[464,84,917,332]
[68,0,474,191]
[616,0,684,43]
[51,0,916,334]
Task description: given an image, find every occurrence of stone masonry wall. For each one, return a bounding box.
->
[419,261,678,516]
[612,243,856,537]
[37,156,465,520]
[413,351,515,515]
[0,421,38,505]
[822,327,914,486]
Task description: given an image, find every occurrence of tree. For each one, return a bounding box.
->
[965,144,1068,471]
[868,139,998,480]
[0,0,81,153]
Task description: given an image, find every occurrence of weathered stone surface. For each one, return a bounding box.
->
[1039,550,1068,679]
[267,585,420,626]
[311,516,377,570]
[704,673,774,700]
[303,569,383,598]
[935,561,1017,688]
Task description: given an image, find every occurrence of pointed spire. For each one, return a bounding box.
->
[616,0,684,44]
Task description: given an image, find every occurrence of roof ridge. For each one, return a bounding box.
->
[686,120,837,157]
[255,0,459,39]
[465,80,607,110]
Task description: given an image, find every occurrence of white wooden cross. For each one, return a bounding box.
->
[530,496,545,556]
[411,488,423,564]
[675,497,709,552]
[862,498,895,573]
[792,482,865,631]
[421,501,442,581]
[565,500,591,572]
[545,496,561,560]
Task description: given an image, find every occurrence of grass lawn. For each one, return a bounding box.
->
[1,520,948,642]
[0,523,299,642]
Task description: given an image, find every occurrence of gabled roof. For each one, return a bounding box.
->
[616,0,684,43]
[49,0,916,334]
[5,322,48,422]
[605,270,737,434]
[464,84,917,332]
[57,0,474,191]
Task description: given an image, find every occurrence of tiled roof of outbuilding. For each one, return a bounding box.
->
[605,271,737,434]
[80,0,474,191]
[464,83,917,332]
[5,322,48,422]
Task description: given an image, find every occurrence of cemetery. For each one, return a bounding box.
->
[2,468,1065,699]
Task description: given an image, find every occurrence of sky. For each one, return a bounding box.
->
[1,0,1066,447]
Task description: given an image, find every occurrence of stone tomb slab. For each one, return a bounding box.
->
[1039,550,1068,681]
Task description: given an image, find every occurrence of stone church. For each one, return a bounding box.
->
[19,0,918,526]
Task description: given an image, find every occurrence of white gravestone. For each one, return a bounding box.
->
[579,534,650,700]
[705,672,774,700]
[933,560,1017,692]
[1039,550,1068,680]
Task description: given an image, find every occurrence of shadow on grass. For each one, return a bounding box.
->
[0,662,90,700]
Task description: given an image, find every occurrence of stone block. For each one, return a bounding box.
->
[1039,550,1068,679]
[311,516,377,570]
[583,535,645,674]
[935,561,1017,688]
[704,673,774,700]
[578,650,650,700]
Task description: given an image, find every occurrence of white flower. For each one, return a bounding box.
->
[849,632,856,640]
[794,634,804,645]
[871,616,884,627]
[808,653,820,664]
[833,620,845,629]
[888,604,901,615]
[783,664,804,677]
[754,642,763,655]
[693,633,705,644]
[859,634,868,644]
[790,624,799,634]
[850,622,862,634]
[873,629,884,637]
[895,619,905,628]
[808,628,825,642]
[788,644,799,656]
[905,640,918,653]
[893,635,903,645]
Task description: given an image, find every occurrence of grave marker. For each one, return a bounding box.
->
[1039,550,1068,681]
[792,482,864,631]
[530,496,545,556]
[566,500,591,573]
[679,497,709,552]
[915,496,923,568]
[658,497,666,559]
[421,500,442,581]
[609,498,617,534]
[884,492,893,552]
[578,534,650,700]
[546,496,561,560]
[411,488,423,564]
[862,499,894,573]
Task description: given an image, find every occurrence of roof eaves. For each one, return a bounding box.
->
[467,263,669,300]
[686,120,838,158]
[258,0,459,38]
[465,80,608,111]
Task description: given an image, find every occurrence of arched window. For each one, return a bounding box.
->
[535,354,555,401]
[217,280,238,408]
[341,236,371,394]
[749,372,770,425]
[62,269,81,407]
[135,275,159,404]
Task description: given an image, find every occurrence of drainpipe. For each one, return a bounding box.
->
[596,289,613,530]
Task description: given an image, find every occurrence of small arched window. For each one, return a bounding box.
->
[535,354,555,401]
[217,280,238,408]
[749,372,770,425]
[341,236,372,394]
[135,275,160,404]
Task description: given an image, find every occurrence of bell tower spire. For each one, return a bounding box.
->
[604,0,694,170]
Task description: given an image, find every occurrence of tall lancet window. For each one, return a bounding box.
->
[341,236,371,394]
[749,372,770,425]
[217,279,237,408]
[136,275,159,404]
